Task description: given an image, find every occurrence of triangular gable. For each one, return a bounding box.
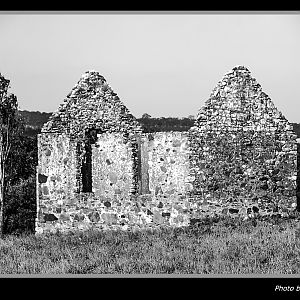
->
[192,65,293,133]
[187,66,297,213]
[42,70,142,139]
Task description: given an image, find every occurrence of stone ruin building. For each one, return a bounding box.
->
[36,66,298,234]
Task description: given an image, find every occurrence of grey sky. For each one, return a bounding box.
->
[0,13,299,121]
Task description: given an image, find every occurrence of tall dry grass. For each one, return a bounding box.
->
[0,217,299,274]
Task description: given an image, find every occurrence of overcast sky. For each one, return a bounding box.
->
[0,12,299,121]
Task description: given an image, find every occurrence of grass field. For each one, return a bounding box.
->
[0,216,300,274]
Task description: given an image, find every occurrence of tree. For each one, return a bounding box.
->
[3,129,37,235]
[0,73,23,237]
[5,134,37,186]
[141,113,151,119]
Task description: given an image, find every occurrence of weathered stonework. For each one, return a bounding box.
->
[36,66,298,234]
[92,132,135,200]
[142,132,191,197]
[36,71,143,234]
[188,65,297,218]
[36,130,193,234]
[37,133,77,195]
[41,71,142,139]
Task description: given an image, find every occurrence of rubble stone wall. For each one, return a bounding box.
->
[36,70,143,234]
[35,67,298,234]
[297,139,300,207]
[36,131,193,234]
[41,70,143,140]
[36,133,78,232]
[188,66,298,219]
[141,132,191,197]
[36,127,298,234]
[92,132,135,200]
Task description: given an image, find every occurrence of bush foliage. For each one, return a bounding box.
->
[3,176,36,235]
[3,133,37,235]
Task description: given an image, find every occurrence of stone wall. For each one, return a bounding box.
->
[36,133,78,232]
[36,131,193,234]
[36,132,140,234]
[36,71,143,234]
[297,139,300,207]
[36,66,298,234]
[188,66,297,219]
[141,132,191,197]
[41,71,142,140]
[92,132,135,200]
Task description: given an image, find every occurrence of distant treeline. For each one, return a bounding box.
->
[138,117,194,133]
[19,110,196,136]
[19,110,300,138]
[20,110,52,128]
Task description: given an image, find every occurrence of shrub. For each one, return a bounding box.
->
[3,176,36,235]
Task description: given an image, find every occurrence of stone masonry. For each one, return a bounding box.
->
[36,66,298,234]
[188,66,297,219]
[36,71,142,233]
